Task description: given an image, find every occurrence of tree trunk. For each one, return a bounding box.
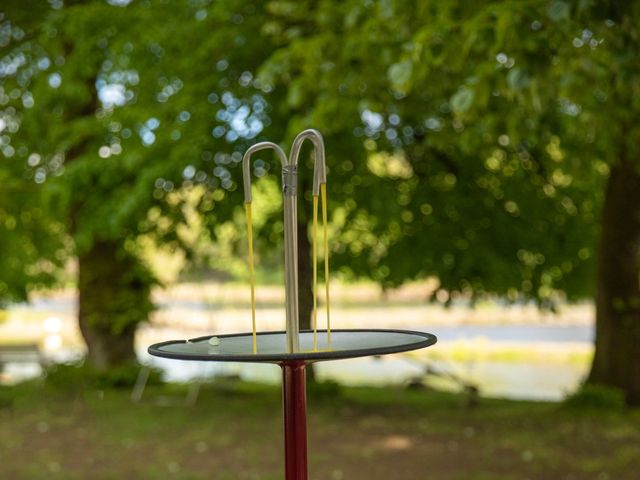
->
[297,220,313,333]
[297,219,317,382]
[78,240,153,370]
[588,158,640,405]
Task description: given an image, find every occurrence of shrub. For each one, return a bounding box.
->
[45,360,163,391]
[564,384,626,410]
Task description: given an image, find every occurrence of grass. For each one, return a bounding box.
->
[410,343,592,366]
[0,378,639,479]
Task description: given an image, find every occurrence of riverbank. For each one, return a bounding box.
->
[0,282,595,400]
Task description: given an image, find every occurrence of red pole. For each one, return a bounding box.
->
[281,361,308,480]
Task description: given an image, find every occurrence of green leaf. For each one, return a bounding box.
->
[547,1,570,22]
[387,60,413,95]
[450,87,475,114]
[286,81,305,108]
[507,68,530,90]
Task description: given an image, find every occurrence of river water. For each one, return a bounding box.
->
[140,322,593,402]
[1,291,594,401]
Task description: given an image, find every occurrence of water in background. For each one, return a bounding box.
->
[140,323,592,401]
[1,286,594,401]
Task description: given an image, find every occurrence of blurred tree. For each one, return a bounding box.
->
[0,0,277,368]
[0,170,62,307]
[0,4,64,307]
[257,0,640,404]
[2,0,638,405]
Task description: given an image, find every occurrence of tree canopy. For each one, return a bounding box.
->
[256,0,630,305]
[255,0,640,402]
[1,0,282,365]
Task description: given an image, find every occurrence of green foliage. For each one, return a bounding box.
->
[0,385,15,409]
[254,0,640,306]
[1,0,279,296]
[45,360,163,390]
[307,379,342,398]
[1,0,639,311]
[0,195,62,305]
[564,383,626,410]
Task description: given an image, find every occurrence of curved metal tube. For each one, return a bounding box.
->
[288,129,327,195]
[285,128,328,353]
[242,141,288,203]
[241,140,299,353]
[241,131,328,354]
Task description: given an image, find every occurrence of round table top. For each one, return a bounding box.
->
[148,329,437,364]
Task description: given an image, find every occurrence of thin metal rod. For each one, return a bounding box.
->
[282,361,308,480]
[244,202,257,353]
[321,183,331,348]
[312,194,319,351]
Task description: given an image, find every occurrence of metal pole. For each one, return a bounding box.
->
[282,166,300,353]
[281,360,308,480]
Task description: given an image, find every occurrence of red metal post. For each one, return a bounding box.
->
[281,360,308,480]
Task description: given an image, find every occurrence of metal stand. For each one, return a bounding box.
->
[242,129,327,355]
[149,333,436,480]
[149,130,438,480]
[282,361,308,480]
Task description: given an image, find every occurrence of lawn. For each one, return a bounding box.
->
[0,378,638,479]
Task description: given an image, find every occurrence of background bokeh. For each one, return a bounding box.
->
[1,1,639,479]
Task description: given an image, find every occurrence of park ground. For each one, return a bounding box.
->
[0,379,638,480]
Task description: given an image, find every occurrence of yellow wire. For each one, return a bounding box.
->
[321,183,331,349]
[312,195,319,351]
[245,202,257,354]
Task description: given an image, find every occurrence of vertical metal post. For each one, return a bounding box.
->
[282,166,300,353]
[281,361,308,480]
